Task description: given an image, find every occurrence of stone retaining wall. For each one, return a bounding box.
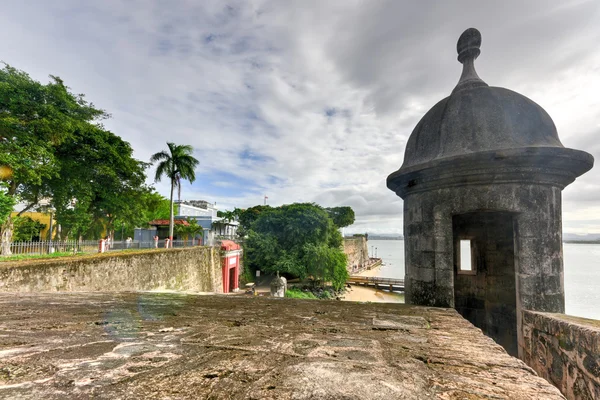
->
[521,310,600,399]
[0,247,223,293]
[343,237,369,274]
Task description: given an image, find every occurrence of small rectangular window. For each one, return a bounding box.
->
[459,240,473,272]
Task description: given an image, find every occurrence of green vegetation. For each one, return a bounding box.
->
[13,216,46,241]
[235,205,270,238]
[175,217,203,241]
[285,288,317,299]
[240,266,254,286]
[325,206,355,228]
[242,203,351,291]
[0,190,15,228]
[0,64,199,254]
[151,143,200,242]
[217,209,238,223]
[0,64,153,254]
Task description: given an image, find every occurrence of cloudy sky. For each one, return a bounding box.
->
[2,1,599,234]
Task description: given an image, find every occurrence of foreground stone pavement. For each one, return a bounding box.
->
[0,293,563,399]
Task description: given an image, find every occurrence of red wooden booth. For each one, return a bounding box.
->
[221,240,241,293]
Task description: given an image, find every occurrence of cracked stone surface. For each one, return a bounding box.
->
[0,292,563,399]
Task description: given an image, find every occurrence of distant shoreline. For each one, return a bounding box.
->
[358,238,600,244]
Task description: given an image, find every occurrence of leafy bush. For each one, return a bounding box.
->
[13,216,46,242]
[285,288,317,299]
[243,203,349,290]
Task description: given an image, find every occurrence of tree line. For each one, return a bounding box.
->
[0,63,355,268]
[0,64,184,254]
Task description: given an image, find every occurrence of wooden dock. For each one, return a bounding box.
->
[347,276,405,292]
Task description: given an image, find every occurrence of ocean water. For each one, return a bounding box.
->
[368,240,600,320]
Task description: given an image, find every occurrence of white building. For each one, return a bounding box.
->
[176,200,239,242]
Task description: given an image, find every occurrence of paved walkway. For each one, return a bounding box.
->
[0,292,563,399]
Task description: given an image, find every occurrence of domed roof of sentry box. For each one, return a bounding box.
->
[387,28,594,197]
[402,28,563,169]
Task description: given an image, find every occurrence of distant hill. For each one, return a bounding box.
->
[563,233,600,243]
[368,235,403,240]
[345,233,403,240]
[346,233,600,243]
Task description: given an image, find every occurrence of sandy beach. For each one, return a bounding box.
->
[340,263,405,303]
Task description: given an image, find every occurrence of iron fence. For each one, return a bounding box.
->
[1,237,245,257]
[6,240,99,256]
[3,238,204,257]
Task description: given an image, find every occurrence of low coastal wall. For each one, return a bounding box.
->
[521,310,600,399]
[343,237,369,274]
[0,247,223,293]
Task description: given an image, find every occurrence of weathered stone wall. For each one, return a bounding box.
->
[403,183,563,310]
[522,310,600,399]
[403,182,564,356]
[0,247,223,293]
[453,211,518,356]
[343,237,369,274]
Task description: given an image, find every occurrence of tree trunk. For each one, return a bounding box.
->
[169,177,175,248]
[1,216,14,255]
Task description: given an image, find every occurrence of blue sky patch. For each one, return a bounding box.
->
[189,170,261,197]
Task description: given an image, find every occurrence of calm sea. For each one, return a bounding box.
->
[368,239,600,320]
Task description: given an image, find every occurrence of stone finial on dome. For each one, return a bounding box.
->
[453,28,488,93]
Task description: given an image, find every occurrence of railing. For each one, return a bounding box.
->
[2,239,203,257]
[6,240,99,256]
[100,239,202,251]
[346,276,405,292]
[347,276,405,286]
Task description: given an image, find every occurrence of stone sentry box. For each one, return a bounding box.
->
[387,28,593,357]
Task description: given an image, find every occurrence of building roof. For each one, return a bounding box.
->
[220,240,240,251]
[387,28,594,196]
[401,28,563,170]
[148,219,190,227]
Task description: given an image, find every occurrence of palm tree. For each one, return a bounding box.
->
[150,143,199,246]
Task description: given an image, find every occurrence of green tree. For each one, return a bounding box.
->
[217,209,238,222]
[144,191,172,221]
[325,206,355,228]
[302,243,348,291]
[113,188,171,240]
[0,64,107,253]
[0,188,15,228]
[150,143,199,244]
[244,203,348,290]
[236,205,271,237]
[47,124,147,240]
[12,216,46,242]
[175,217,203,242]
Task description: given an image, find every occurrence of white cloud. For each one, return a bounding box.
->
[1,0,599,234]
